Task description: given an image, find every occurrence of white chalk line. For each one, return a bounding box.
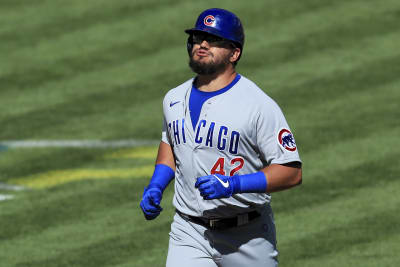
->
[0,182,29,202]
[0,182,27,191]
[0,194,14,201]
[0,139,159,201]
[0,139,159,149]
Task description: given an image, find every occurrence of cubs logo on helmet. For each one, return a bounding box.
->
[203,15,215,26]
[278,128,297,152]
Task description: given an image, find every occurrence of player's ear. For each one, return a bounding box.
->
[230,47,241,64]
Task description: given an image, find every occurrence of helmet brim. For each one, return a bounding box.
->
[184,28,223,38]
[185,28,242,49]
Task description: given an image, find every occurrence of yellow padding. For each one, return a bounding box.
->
[12,165,154,189]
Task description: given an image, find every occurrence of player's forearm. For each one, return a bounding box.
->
[155,141,176,171]
[145,141,176,191]
[261,162,302,193]
[229,162,302,194]
[196,162,301,199]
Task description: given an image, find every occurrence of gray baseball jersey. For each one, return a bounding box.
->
[161,74,301,218]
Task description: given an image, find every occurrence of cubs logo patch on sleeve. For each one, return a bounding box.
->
[278,128,297,152]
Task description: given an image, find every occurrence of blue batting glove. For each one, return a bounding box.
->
[140,185,163,220]
[195,174,239,200]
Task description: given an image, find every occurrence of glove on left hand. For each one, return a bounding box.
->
[195,174,239,200]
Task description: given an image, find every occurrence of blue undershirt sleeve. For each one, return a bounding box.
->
[231,171,267,193]
[147,164,175,192]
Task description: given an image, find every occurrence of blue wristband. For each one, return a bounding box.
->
[147,164,175,192]
[231,171,267,194]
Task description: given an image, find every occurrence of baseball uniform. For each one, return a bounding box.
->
[162,74,301,266]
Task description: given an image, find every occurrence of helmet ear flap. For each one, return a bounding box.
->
[187,35,193,56]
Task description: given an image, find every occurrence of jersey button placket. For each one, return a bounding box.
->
[204,101,212,118]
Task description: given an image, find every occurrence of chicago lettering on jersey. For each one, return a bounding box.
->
[168,119,240,155]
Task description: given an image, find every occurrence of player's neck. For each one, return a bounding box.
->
[195,68,237,92]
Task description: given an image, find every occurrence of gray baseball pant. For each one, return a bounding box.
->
[166,206,278,267]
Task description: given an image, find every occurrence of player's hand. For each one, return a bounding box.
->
[140,185,163,220]
[195,174,237,200]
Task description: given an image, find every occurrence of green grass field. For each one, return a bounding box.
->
[1,0,400,266]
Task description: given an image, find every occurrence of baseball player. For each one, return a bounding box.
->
[140,8,302,267]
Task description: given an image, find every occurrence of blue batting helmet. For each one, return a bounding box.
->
[185,8,245,61]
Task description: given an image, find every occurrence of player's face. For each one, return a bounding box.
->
[189,33,237,75]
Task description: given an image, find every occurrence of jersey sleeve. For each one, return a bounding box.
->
[255,99,301,165]
[161,117,171,145]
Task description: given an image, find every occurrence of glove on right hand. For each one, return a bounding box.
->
[139,185,163,220]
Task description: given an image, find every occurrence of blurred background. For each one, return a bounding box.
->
[0,0,399,266]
